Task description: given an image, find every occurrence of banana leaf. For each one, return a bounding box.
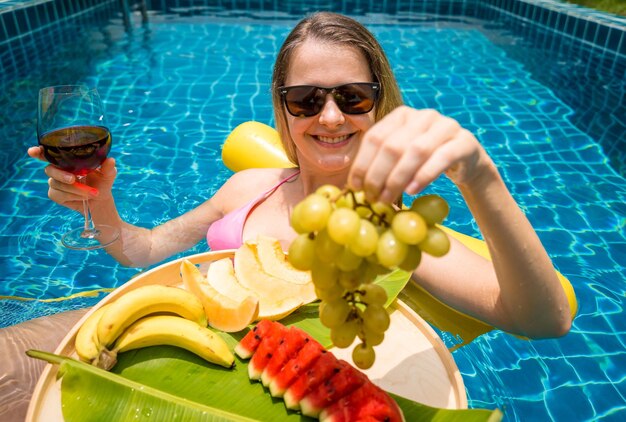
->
[28,270,502,421]
[30,349,501,421]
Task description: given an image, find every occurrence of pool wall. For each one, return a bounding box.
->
[1,0,624,177]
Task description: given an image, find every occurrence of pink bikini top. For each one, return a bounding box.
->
[206,171,300,251]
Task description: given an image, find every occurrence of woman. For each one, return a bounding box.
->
[27,12,571,339]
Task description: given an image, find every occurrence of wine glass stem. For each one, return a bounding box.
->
[76,175,97,238]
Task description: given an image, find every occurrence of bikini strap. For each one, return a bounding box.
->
[257,169,300,200]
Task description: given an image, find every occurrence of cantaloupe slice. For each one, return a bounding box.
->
[181,260,259,333]
[207,258,257,302]
[253,235,313,285]
[234,243,315,320]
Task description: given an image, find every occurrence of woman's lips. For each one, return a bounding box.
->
[313,134,352,147]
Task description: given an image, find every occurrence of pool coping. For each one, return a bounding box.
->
[1,0,625,56]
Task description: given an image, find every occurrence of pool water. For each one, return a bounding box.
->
[1,5,625,422]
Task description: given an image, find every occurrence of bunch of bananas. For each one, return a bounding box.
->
[74,284,235,370]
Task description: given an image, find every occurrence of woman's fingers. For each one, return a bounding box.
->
[44,165,76,184]
[47,179,87,212]
[350,107,433,197]
[407,134,476,191]
[349,106,412,191]
[360,116,435,201]
[376,114,462,201]
[27,146,45,160]
[95,157,117,183]
[351,107,483,202]
[48,177,97,199]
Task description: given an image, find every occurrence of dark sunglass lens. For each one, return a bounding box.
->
[285,86,324,117]
[335,84,376,114]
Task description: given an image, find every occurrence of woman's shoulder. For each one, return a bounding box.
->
[223,167,297,191]
[225,168,296,190]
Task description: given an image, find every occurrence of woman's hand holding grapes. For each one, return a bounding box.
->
[348,106,494,202]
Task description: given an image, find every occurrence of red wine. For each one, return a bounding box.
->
[39,125,112,175]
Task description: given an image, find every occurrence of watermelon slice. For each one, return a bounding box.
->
[236,321,404,421]
[283,350,343,410]
[248,322,289,380]
[268,339,325,397]
[319,382,405,422]
[260,325,311,387]
[299,359,367,418]
[234,319,280,359]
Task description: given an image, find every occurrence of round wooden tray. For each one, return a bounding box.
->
[26,250,467,421]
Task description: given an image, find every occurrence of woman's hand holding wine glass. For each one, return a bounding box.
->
[34,85,119,250]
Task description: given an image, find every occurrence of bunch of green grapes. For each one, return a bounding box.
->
[288,185,450,369]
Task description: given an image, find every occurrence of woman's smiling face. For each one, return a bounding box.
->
[284,40,377,174]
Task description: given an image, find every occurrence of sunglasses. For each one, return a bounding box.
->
[278,82,380,117]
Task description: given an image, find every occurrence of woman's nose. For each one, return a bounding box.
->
[317,95,345,127]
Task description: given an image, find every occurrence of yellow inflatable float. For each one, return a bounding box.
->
[222,121,578,347]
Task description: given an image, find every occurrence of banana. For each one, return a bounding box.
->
[74,304,112,363]
[95,284,207,353]
[109,314,235,369]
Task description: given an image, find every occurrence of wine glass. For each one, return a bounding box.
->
[37,85,120,250]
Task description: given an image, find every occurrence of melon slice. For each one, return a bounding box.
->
[254,235,313,285]
[283,351,342,410]
[260,325,311,387]
[248,323,289,380]
[300,359,367,418]
[234,319,280,359]
[268,339,325,398]
[319,382,405,422]
[180,260,259,332]
[207,257,256,302]
[234,243,311,319]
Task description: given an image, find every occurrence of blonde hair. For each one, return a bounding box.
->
[271,12,404,165]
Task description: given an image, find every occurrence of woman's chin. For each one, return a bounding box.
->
[314,154,353,172]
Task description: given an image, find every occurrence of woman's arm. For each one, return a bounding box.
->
[348,107,572,338]
[28,147,223,267]
[413,162,571,338]
[99,199,219,267]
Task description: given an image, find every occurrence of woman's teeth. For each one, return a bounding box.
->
[317,134,349,144]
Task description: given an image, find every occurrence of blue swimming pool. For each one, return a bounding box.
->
[1,0,625,421]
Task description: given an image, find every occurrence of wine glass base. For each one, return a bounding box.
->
[61,224,120,250]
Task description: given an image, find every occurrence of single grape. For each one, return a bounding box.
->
[358,324,385,346]
[327,208,361,245]
[315,283,345,302]
[391,211,427,245]
[348,219,379,257]
[352,342,376,369]
[335,190,366,209]
[418,226,450,257]
[319,298,352,328]
[297,193,332,232]
[360,258,390,281]
[334,191,356,209]
[359,283,388,306]
[288,234,315,270]
[330,319,359,348]
[338,269,361,290]
[336,247,363,272]
[370,201,396,224]
[315,184,342,201]
[398,244,422,272]
[376,229,408,268]
[314,229,343,264]
[311,259,339,289]
[363,304,391,334]
[290,202,307,234]
[355,204,373,219]
[410,194,449,225]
